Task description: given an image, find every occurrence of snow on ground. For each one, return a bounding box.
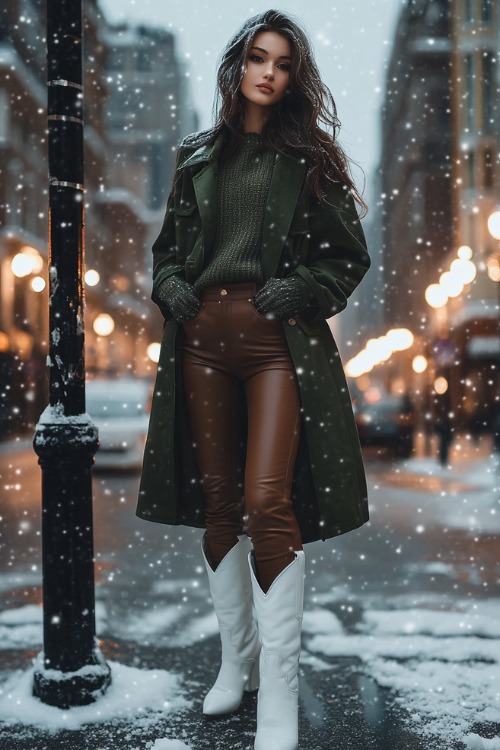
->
[0,601,107,649]
[150,740,193,750]
[463,736,500,749]
[168,611,219,648]
[112,604,218,648]
[359,607,500,638]
[116,604,186,640]
[302,608,344,636]
[394,452,500,534]
[304,599,500,745]
[400,450,500,495]
[0,571,41,592]
[401,455,496,483]
[0,596,220,651]
[0,660,190,731]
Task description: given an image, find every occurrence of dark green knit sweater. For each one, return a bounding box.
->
[193,133,275,293]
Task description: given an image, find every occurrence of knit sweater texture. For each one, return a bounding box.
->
[193,133,275,293]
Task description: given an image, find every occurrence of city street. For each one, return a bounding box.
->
[1,435,499,749]
[2,0,500,749]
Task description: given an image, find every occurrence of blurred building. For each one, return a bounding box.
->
[0,0,52,434]
[344,0,455,413]
[0,0,197,437]
[100,20,198,371]
[335,194,385,364]
[448,0,500,433]
[368,0,500,435]
[104,23,197,210]
[379,0,453,330]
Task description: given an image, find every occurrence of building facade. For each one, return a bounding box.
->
[375,0,500,432]
[448,0,500,432]
[379,0,453,330]
[104,23,197,211]
[0,0,197,436]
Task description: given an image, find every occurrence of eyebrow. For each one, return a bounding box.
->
[250,46,292,60]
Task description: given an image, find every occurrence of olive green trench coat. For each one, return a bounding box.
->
[137,131,371,544]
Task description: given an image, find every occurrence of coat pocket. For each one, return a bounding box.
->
[296,317,321,337]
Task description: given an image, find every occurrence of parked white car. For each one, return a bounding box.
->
[86,377,152,470]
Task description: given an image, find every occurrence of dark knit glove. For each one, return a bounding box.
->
[253,276,308,320]
[155,275,201,322]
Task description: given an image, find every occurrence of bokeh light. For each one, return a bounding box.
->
[93,313,115,336]
[85,269,100,286]
[147,342,161,363]
[412,355,428,374]
[31,276,46,293]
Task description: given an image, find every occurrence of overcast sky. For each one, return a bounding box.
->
[100,0,405,207]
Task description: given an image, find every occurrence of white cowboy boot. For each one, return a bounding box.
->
[202,534,260,716]
[249,550,305,750]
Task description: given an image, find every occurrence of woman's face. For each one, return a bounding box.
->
[240,31,292,109]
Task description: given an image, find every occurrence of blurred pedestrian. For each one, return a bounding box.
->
[138,10,370,750]
[434,388,454,467]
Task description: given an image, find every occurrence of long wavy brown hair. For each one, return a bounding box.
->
[189,10,367,214]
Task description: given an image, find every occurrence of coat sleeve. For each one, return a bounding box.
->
[291,187,371,322]
[150,145,189,317]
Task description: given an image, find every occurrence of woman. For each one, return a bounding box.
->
[138,9,370,750]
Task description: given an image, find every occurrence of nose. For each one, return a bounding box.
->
[263,62,275,80]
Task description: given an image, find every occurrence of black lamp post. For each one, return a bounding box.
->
[32,0,111,707]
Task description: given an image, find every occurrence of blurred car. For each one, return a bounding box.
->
[354,392,415,458]
[86,377,152,470]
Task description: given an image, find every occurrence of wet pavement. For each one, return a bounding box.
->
[0,641,427,750]
[0,434,499,749]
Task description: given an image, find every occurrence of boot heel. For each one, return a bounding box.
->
[244,657,260,692]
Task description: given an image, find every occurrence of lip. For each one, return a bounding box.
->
[256,84,274,94]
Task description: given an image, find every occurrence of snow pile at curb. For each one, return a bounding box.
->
[463,735,500,749]
[150,740,193,750]
[305,601,500,745]
[0,660,190,730]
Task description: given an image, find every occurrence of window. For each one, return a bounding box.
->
[481,0,492,22]
[466,150,475,188]
[0,90,8,142]
[465,53,475,131]
[137,47,152,72]
[483,147,494,189]
[107,50,124,70]
[482,52,494,133]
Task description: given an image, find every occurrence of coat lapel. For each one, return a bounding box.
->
[260,154,307,278]
[192,166,217,263]
[178,134,226,269]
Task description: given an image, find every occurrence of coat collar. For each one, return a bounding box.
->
[177,132,226,170]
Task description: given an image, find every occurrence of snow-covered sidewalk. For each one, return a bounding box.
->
[0,434,498,749]
[302,598,500,748]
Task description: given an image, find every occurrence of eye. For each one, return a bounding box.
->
[249,54,263,63]
[278,63,291,72]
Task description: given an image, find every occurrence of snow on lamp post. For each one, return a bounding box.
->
[32,0,111,707]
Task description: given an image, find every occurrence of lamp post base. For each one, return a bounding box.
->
[33,405,111,708]
[33,645,112,708]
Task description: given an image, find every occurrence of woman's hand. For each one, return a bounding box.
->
[155,275,201,322]
[253,276,309,320]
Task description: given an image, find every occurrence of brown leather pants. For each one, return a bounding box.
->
[182,283,303,592]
